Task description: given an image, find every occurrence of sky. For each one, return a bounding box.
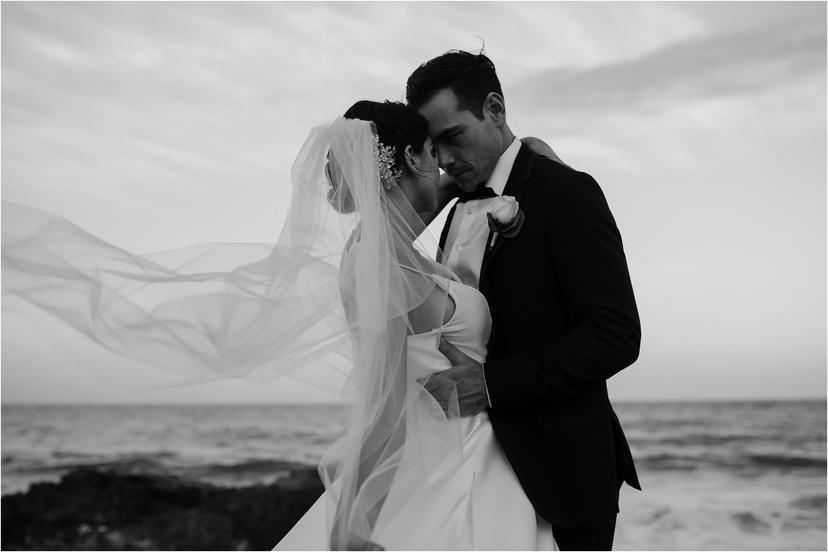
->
[1,1,825,404]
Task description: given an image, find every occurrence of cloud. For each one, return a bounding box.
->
[1,2,824,403]
[510,14,826,132]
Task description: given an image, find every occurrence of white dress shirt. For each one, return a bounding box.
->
[441,137,521,410]
[442,136,522,289]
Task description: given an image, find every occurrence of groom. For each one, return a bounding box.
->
[408,51,642,550]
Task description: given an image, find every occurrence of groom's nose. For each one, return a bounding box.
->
[436,144,454,171]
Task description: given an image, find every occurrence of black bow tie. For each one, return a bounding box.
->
[456,186,498,203]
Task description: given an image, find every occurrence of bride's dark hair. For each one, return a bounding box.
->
[343,100,430,175]
[327,100,430,214]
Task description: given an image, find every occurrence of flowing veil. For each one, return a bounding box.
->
[2,116,469,547]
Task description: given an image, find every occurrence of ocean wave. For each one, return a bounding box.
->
[747,453,826,470]
[2,453,319,496]
[731,512,772,534]
[637,451,826,472]
[189,458,312,476]
[790,494,827,511]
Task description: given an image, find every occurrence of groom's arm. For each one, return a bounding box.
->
[484,169,641,407]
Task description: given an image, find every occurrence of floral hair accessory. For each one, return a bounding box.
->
[374,133,403,190]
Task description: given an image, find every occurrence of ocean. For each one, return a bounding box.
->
[2,400,825,550]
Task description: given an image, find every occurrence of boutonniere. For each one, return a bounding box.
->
[486,195,525,250]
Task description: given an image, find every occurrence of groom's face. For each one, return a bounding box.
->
[417,89,503,191]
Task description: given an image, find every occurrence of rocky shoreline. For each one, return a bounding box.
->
[1,465,324,550]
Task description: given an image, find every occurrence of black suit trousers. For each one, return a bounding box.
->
[550,513,617,551]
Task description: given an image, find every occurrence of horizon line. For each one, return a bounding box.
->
[3,396,826,408]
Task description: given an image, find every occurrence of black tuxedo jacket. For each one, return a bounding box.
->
[439,144,642,525]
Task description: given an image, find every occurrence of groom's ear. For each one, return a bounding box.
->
[483,92,506,126]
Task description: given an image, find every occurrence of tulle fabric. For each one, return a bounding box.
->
[1,116,469,548]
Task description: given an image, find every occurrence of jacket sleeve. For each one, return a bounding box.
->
[483,169,641,408]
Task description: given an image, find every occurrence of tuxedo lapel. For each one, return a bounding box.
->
[479,144,536,281]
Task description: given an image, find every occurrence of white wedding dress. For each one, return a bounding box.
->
[275,279,558,550]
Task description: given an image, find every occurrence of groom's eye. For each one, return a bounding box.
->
[446,131,461,144]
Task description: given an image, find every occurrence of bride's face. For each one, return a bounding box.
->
[403,137,440,214]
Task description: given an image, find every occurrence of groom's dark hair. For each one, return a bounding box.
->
[405,50,503,120]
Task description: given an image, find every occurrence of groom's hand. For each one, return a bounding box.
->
[521,136,571,168]
[418,337,490,417]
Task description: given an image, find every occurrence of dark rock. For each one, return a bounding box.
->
[1,465,324,550]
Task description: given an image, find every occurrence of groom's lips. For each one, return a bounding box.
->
[450,169,468,179]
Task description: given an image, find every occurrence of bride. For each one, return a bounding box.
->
[274,101,559,551]
[2,100,561,550]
